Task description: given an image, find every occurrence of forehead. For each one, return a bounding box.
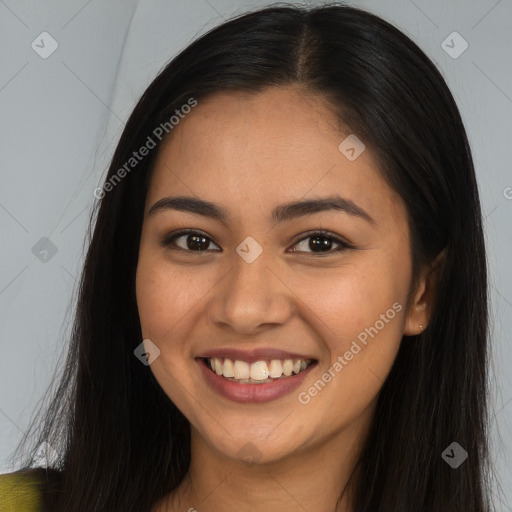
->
[146,87,404,226]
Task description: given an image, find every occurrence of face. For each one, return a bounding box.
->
[135,86,428,465]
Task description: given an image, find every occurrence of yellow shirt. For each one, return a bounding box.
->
[0,472,42,512]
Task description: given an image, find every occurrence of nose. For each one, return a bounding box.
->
[207,251,293,335]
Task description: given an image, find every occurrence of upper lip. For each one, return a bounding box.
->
[197,348,317,364]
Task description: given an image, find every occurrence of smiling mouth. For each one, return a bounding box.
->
[199,357,316,384]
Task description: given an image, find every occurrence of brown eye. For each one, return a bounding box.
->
[289,231,352,255]
[160,230,221,252]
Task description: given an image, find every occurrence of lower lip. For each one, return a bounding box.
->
[196,358,317,403]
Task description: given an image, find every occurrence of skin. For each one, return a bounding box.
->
[136,86,439,512]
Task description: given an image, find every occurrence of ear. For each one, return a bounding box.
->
[403,248,446,336]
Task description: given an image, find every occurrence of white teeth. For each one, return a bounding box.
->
[233,360,250,380]
[269,359,283,378]
[207,357,313,382]
[222,358,235,378]
[282,359,293,376]
[250,361,269,381]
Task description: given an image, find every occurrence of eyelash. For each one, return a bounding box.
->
[159,229,354,255]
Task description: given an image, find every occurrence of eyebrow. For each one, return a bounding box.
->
[148,195,374,225]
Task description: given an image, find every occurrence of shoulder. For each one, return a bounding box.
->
[0,471,43,512]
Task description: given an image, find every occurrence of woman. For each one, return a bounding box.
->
[1,3,495,511]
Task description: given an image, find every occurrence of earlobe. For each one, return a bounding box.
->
[403,248,447,336]
[403,276,429,336]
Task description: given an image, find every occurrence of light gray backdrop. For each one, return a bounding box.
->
[1,0,511,508]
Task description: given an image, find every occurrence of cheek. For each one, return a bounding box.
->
[135,251,219,380]
[298,261,406,345]
[136,252,195,338]
[293,258,408,412]
[296,302,404,431]
[135,261,169,339]
[135,256,199,403]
